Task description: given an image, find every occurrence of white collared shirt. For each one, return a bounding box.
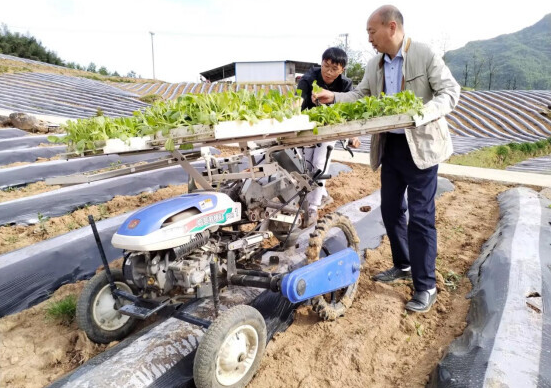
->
[385,44,405,134]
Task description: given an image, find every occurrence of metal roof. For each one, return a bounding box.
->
[199,60,318,82]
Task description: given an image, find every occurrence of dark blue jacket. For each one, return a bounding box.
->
[297,67,353,111]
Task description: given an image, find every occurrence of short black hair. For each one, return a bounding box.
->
[322,47,348,68]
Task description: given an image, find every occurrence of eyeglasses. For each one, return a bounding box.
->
[321,61,343,74]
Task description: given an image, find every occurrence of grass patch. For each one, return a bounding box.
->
[79,74,138,83]
[0,64,32,74]
[447,138,551,169]
[139,93,163,104]
[45,295,77,325]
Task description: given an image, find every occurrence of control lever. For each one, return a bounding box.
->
[340,139,355,157]
[312,144,334,184]
[322,144,334,174]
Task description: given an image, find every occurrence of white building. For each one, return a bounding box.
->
[200,60,318,84]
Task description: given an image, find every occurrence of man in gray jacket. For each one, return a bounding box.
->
[314,4,460,313]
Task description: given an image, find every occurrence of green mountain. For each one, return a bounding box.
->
[445,14,550,90]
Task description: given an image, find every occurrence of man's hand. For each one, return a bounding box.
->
[312,89,335,105]
[349,137,361,148]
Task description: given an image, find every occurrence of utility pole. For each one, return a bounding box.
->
[149,31,156,80]
[339,33,349,51]
[339,33,349,76]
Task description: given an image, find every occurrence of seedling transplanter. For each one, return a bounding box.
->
[62,90,435,388]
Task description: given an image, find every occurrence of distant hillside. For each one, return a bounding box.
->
[0,23,63,66]
[445,14,551,91]
[0,23,136,78]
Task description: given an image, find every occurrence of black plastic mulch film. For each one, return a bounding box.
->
[0,149,219,225]
[0,145,66,165]
[0,151,171,189]
[428,189,550,388]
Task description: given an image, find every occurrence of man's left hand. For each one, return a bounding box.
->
[349,137,361,148]
[312,89,335,104]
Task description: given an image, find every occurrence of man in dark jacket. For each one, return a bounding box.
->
[298,47,353,111]
[297,47,359,224]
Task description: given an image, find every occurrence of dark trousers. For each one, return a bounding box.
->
[380,133,438,291]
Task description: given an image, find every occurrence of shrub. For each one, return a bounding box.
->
[535,140,547,149]
[526,142,538,154]
[519,143,532,153]
[507,142,521,151]
[495,145,510,159]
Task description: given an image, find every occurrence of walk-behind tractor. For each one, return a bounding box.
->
[71,113,426,388]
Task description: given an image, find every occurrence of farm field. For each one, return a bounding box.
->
[0,154,520,388]
[0,55,550,387]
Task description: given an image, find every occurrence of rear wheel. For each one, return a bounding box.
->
[306,212,361,320]
[76,269,137,344]
[193,305,267,388]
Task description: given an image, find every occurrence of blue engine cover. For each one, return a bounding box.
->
[116,193,217,237]
[281,248,361,304]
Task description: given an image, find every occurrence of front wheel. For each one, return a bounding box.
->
[76,269,137,344]
[193,305,267,388]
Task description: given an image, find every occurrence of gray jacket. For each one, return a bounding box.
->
[334,37,461,170]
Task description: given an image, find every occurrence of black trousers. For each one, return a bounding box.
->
[380,133,438,291]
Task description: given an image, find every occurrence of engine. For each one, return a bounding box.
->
[123,231,214,297]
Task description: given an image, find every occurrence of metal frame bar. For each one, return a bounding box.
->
[171,150,213,190]
[45,156,185,185]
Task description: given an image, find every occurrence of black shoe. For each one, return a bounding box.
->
[372,267,412,283]
[405,290,437,313]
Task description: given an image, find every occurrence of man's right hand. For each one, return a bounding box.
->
[312,89,335,105]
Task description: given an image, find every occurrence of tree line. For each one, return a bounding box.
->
[450,48,550,91]
[0,24,138,78]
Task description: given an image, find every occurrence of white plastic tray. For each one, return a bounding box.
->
[213,115,314,139]
[103,136,152,154]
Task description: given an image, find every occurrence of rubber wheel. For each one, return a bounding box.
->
[305,212,361,321]
[76,269,137,344]
[193,305,267,388]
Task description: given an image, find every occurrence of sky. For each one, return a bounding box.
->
[1,0,550,83]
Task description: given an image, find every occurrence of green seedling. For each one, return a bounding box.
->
[452,225,465,234]
[444,271,462,290]
[4,235,18,244]
[304,90,424,127]
[98,204,109,220]
[312,80,323,94]
[415,322,424,337]
[49,89,302,154]
[37,212,50,235]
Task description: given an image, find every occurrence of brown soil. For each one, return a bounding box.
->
[0,162,509,388]
[249,179,506,388]
[0,181,62,203]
